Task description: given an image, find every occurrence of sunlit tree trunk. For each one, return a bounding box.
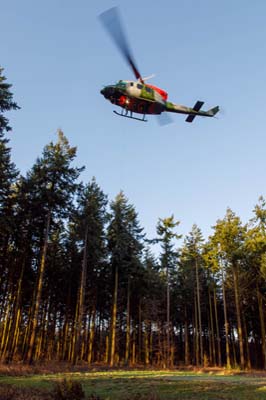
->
[0,300,12,361]
[27,210,51,364]
[213,287,222,366]
[231,329,237,368]
[222,276,231,369]
[232,264,245,369]
[195,259,203,365]
[0,290,12,360]
[5,258,25,362]
[11,308,21,360]
[208,288,216,366]
[88,306,96,365]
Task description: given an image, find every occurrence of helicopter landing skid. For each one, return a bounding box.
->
[113,110,147,122]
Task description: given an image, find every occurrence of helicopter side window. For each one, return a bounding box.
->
[137,83,143,90]
[130,82,134,86]
[146,87,152,93]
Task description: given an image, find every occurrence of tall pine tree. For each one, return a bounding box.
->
[107,191,144,366]
[23,130,83,363]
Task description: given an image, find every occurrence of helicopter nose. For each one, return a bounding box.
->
[101,86,115,98]
[101,87,110,98]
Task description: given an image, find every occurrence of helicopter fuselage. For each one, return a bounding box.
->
[100,79,219,122]
[100,80,166,115]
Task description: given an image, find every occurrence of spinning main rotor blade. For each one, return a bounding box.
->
[99,7,143,83]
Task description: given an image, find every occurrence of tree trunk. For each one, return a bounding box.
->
[208,288,216,366]
[125,276,131,365]
[213,287,222,366]
[231,328,237,368]
[166,264,170,367]
[257,284,266,369]
[109,264,118,367]
[105,334,109,364]
[5,258,26,363]
[0,289,12,360]
[149,326,153,367]
[72,224,89,365]
[184,306,190,365]
[243,311,251,369]
[131,327,136,366]
[27,210,51,364]
[138,300,142,364]
[222,276,231,369]
[195,259,203,365]
[194,293,199,366]
[144,321,149,366]
[88,306,96,365]
[232,264,245,369]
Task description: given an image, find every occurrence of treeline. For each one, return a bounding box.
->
[1,67,266,370]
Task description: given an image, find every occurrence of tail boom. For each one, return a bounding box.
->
[165,100,219,123]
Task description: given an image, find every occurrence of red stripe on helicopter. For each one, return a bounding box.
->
[146,85,168,101]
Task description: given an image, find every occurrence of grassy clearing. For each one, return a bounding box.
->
[1,370,266,399]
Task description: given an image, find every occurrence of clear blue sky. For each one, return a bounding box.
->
[1,0,266,248]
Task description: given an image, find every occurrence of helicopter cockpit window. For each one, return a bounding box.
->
[137,83,143,90]
[117,81,127,89]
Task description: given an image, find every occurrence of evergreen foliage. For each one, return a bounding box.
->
[0,66,19,135]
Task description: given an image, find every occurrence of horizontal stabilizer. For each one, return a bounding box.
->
[192,101,204,112]
[185,100,204,123]
[186,114,196,123]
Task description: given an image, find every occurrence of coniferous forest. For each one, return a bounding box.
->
[2,67,266,371]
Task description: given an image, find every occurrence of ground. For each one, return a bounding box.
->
[1,366,266,399]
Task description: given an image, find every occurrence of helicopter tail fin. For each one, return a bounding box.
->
[206,105,220,117]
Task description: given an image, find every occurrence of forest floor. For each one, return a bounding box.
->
[1,365,266,399]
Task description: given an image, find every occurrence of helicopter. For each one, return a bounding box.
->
[99,7,219,123]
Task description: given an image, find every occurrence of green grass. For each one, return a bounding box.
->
[1,370,266,399]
